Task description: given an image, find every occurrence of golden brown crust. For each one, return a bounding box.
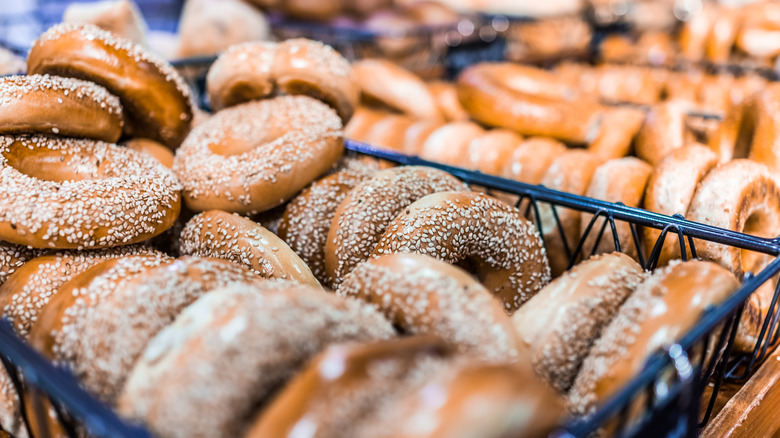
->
[27,24,193,149]
[173,96,343,214]
[278,168,375,287]
[0,74,123,142]
[588,106,645,160]
[206,39,358,122]
[325,166,467,286]
[512,252,644,392]
[569,260,738,416]
[580,158,653,261]
[344,106,393,141]
[179,210,321,288]
[339,253,522,361]
[0,135,181,249]
[643,145,718,266]
[373,191,551,312]
[354,59,443,121]
[118,282,395,438]
[457,63,604,144]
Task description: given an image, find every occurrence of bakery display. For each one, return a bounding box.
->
[1,1,780,437]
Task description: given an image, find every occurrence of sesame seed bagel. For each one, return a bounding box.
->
[0,74,123,142]
[278,167,375,287]
[29,256,262,404]
[174,96,343,214]
[687,160,780,278]
[534,150,602,276]
[512,252,644,393]
[339,253,522,362]
[643,145,718,266]
[0,135,181,249]
[27,24,194,149]
[179,210,320,288]
[580,157,653,261]
[245,336,452,438]
[325,166,467,286]
[24,254,169,438]
[0,242,42,286]
[0,245,163,338]
[353,59,443,121]
[686,159,780,352]
[373,191,551,312]
[568,260,738,417]
[118,282,395,438]
[206,39,358,122]
[457,63,605,144]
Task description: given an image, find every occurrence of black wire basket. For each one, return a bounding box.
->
[1,140,779,437]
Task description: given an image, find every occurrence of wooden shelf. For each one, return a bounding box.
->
[702,347,780,437]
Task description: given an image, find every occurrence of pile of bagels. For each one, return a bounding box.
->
[0,20,760,438]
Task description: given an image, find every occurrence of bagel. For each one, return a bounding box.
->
[339,253,522,362]
[0,135,181,249]
[278,167,375,287]
[427,80,469,122]
[0,242,42,287]
[457,63,604,144]
[325,166,467,286]
[179,210,320,288]
[643,145,718,266]
[122,138,174,169]
[534,150,602,276]
[353,59,443,121]
[30,256,262,403]
[418,122,485,166]
[580,158,653,261]
[588,107,645,160]
[27,24,193,149]
[373,191,551,312]
[635,100,692,165]
[512,252,644,392]
[363,114,418,151]
[173,96,343,214]
[569,260,738,417]
[0,245,163,338]
[687,159,780,351]
[365,360,564,438]
[118,282,395,438]
[501,137,567,184]
[0,74,123,142]
[244,336,452,438]
[345,106,395,141]
[709,84,780,172]
[206,39,357,122]
[463,129,522,175]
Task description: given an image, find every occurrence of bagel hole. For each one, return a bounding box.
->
[3,145,105,182]
[733,111,757,160]
[742,206,778,275]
